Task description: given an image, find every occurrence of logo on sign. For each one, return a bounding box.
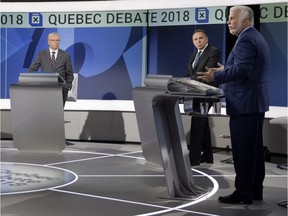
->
[29,13,43,27]
[195,8,209,23]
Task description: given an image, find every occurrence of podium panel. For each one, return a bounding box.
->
[10,84,65,153]
[133,87,166,166]
[133,75,223,198]
[133,87,204,198]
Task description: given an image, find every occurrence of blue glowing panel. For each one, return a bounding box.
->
[123,38,145,87]
[74,27,131,78]
[1,27,147,99]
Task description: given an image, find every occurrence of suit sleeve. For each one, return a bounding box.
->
[28,52,41,72]
[206,48,221,68]
[187,54,195,77]
[203,47,221,87]
[65,54,74,90]
[215,36,255,84]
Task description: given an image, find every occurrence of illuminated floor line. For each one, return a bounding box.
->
[74,171,219,216]
[78,174,288,178]
[135,168,219,216]
[1,146,286,215]
[3,148,286,179]
[193,174,288,178]
[76,175,219,215]
[46,155,114,166]
[79,174,165,177]
[46,150,145,166]
[115,151,143,156]
[63,149,115,155]
[46,153,219,215]
[0,147,17,151]
[45,148,220,216]
[0,147,142,157]
[63,149,142,156]
[50,188,219,216]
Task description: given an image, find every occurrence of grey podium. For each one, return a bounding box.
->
[133,75,223,198]
[10,73,65,153]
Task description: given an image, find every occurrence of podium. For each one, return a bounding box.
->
[133,75,223,198]
[9,73,65,153]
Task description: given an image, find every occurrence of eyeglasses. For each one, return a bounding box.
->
[49,39,60,42]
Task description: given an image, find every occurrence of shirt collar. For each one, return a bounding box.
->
[49,48,58,54]
[197,44,208,54]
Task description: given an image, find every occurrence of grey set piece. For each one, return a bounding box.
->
[133,75,223,198]
[10,73,65,153]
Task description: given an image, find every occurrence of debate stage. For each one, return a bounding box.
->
[1,98,287,215]
[1,140,287,216]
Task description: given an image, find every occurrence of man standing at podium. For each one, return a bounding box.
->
[28,32,74,106]
[198,6,270,204]
[187,29,221,166]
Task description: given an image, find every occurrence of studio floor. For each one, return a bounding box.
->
[0,140,287,216]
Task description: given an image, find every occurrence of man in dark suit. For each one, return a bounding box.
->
[198,6,270,204]
[188,29,221,166]
[28,32,74,106]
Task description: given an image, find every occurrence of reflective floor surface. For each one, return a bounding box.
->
[1,140,287,216]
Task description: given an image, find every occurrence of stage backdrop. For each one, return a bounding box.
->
[1,3,287,105]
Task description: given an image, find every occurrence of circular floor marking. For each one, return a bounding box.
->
[1,162,78,195]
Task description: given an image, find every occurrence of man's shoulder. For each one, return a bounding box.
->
[205,45,221,56]
[240,27,260,40]
[208,44,220,52]
[38,49,49,54]
[58,49,70,56]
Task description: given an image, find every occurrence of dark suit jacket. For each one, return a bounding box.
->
[214,27,270,115]
[187,44,221,108]
[188,44,221,88]
[28,48,74,90]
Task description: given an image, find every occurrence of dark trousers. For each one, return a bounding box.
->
[229,113,265,193]
[189,115,213,163]
[62,89,68,107]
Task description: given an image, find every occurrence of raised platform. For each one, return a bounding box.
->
[1,99,287,154]
[1,99,287,118]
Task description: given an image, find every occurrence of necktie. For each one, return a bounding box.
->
[193,51,202,69]
[51,51,56,67]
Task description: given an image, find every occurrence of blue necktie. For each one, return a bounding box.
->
[193,51,202,69]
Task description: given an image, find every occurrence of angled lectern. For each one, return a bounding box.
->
[10,73,65,153]
[133,75,223,199]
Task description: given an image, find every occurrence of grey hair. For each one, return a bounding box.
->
[230,5,254,26]
[48,32,60,39]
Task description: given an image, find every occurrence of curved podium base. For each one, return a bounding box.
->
[133,87,210,198]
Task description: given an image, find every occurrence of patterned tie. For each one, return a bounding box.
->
[51,51,56,67]
[193,50,202,69]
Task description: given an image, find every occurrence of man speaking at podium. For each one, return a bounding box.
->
[28,32,74,106]
[198,6,270,204]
